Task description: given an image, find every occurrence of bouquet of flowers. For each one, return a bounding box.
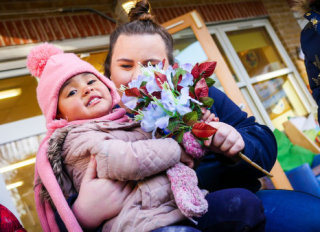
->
[121,60,218,156]
[121,60,273,177]
[120,60,272,218]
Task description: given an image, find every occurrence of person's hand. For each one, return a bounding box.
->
[72,155,133,229]
[204,121,244,161]
[201,108,219,123]
[180,147,194,168]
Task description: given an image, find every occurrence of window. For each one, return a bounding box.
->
[207,19,313,130]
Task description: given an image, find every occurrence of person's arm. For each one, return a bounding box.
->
[92,137,182,181]
[72,155,133,229]
[196,86,277,192]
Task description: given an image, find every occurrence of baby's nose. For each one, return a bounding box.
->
[83,86,93,95]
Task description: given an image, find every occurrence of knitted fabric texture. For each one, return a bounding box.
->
[27,43,120,128]
[167,163,208,218]
[182,131,205,158]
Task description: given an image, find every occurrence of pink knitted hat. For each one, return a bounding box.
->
[27,43,120,127]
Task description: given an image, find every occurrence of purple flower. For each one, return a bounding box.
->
[146,78,161,93]
[140,103,169,136]
[179,73,194,88]
[122,94,138,110]
[161,89,176,112]
[128,74,149,88]
[180,63,193,73]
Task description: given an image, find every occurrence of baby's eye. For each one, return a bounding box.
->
[67,90,77,97]
[88,79,96,85]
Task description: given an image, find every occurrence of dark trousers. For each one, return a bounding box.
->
[153,188,265,232]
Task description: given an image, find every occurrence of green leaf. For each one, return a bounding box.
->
[141,81,147,87]
[195,105,202,119]
[175,68,187,78]
[199,97,214,108]
[189,86,195,95]
[205,78,215,88]
[172,73,179,88]
[176,130,185,143]
[167,119,182,132]
[182,111,198,126]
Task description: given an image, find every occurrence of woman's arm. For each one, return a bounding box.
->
[196,86,277,192]
[72,155,133,229]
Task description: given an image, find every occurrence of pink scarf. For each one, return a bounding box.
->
[34,108,128,232]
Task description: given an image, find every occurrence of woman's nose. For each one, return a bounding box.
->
[132,66,142,80]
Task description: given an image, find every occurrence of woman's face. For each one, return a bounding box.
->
[110,34,169,92]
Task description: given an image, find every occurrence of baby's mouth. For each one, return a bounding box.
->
[86,96,102,106]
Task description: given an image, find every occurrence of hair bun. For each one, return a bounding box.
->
[27,43,63,78]
[128,0,154,22]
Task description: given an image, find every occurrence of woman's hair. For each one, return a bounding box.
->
[104,0,174,77]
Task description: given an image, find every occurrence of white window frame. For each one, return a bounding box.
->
[206,18,316,129]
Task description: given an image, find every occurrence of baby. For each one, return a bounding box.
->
[28,43,212,232]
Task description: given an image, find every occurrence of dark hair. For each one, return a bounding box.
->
[104,0,174,77]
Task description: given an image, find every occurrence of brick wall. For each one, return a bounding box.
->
[262,0,307,83]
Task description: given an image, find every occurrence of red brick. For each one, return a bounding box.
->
[71,15,88,37]
[47,17,64,40]
[78,15,94,37]
[0,21,13,46]
[86,15,101,36]
[22,19,40,43]
[40,18,56,41]
[5,21,22,45]
[55,17,72,39]
[91,14,105,35]
[64,16,80,38]
[31,19,48,41]
[14,19,32,44]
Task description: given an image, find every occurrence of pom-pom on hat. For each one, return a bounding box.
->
[27,43,120,127]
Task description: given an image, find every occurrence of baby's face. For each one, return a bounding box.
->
[57,73,112,121]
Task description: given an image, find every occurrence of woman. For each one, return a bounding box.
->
[69,1,269,231]
[57,1,320,231]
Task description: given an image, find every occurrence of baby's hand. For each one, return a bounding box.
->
[203,121,244,161]
[201,108,219,123]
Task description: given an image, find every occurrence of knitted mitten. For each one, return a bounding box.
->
[182,131,205,159]
[167,163,208,218]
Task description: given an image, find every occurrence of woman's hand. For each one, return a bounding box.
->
[72,155,133,229]
[180,147,194,168]
[204,121,244,161]
[201,108,219,123]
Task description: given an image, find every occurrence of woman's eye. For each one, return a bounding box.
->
[121,64,132,69]
[67,90,76,97]
[88,79,96,85]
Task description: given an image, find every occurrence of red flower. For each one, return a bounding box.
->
[125,88,142,97]
[195,78,209,99]
[198,61,217,78]
[155,72,167,89]
[192,122,217,138]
